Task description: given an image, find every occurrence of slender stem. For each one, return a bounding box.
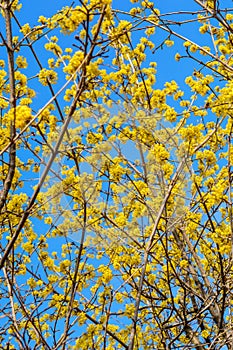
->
[0,0,16,213]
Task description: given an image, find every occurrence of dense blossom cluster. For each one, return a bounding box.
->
[0,0,233,349]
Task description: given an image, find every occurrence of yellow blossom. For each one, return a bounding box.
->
[16,55,28,68]
[38,68,58,85]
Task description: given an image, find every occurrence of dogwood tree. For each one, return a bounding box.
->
[0,0,233,348]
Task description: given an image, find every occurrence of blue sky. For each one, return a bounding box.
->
[10,0,212,234]
[1,1,233,347]
[15,0,233,116]
[8,0,231,231]
[18,0,200,90]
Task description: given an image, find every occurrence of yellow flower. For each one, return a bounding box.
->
[45,42,62,56]
[164,39,174,47]
[175,53,181,61]
[115,212,127,227]
[183,41,191,47]
[16,55,28,68]
[201,330,209,338]
[0,98,8,109]
[63,51,84,75]
[164,106,177,122]
[22,241,34,254]
[7,105,32,129]
[180,260,188,268]
[148,143,169,163]
[164,80,178,94]
[218,44,229,55]
[199,24,208,34]
[27,278,37,289]
[38,68,58,85]
[226,13,233,21]
[190,44,198,53]
[20,23,31,36]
